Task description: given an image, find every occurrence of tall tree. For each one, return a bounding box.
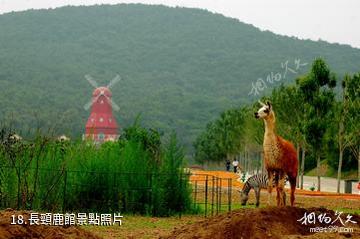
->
[298,58,336,191]
[270,84,305,187]
[335,75,350,193]
[217,108,246,162]
[344,73,360,180]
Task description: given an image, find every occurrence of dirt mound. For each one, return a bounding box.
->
[163,207,360,239]
[0,209,102,239]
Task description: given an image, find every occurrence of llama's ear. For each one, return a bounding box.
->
[266,101,272,110]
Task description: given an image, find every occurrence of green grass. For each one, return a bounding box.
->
[332,208,360,215]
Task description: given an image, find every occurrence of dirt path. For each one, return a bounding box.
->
[190,170,360,200]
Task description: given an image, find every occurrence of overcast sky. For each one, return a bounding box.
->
[0,0,359,49]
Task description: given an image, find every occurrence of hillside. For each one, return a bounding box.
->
[0,4,359,151]
[306,160,358,180]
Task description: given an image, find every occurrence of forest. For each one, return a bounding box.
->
[194,58,360,191]
[0,4,360,152]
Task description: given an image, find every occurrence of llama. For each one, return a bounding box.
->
[255,101,298,206]
[239,173,286,207]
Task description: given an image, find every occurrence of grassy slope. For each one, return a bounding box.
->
[305,160,358,180]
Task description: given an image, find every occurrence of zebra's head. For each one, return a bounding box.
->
[239,190,248,206]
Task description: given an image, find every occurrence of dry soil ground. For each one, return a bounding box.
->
[162,206,360,239]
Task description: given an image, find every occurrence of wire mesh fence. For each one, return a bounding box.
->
[189,173,233,217]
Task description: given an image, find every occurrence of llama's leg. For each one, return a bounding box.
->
[282,191,286,206]
[255,187,260,207]
[289,175,297,206]
[267,171,274,206]
[274,171,281,206]
[277,172,286,207]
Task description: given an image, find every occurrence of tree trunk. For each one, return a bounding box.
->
[317,154,321,191]
[300,145,306,190]
[296,144,300,188]
[337,146,343,193]
[244,151,248,173]
[337,119,344,194]
[247,150,251,174]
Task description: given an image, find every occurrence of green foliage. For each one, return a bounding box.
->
[269,84,304,144]
[152,133,191,216]
[120,115,162,161]
[0,4,360,152]
[343,73,360,153]
[194,108,247,163]
[327,142,357,171]
[299,58,336,153]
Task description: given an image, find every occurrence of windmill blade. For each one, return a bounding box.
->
[83,98,93,110]
[107,74,121,89]
[110,99,120,111]
[83,94,100,110]
[105,96,120,111]
[85,74,99,88]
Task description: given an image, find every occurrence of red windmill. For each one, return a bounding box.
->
[83,75,121,143]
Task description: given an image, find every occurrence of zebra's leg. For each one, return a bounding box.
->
[255,187,260,207]
[267,171,274,206]
[277,171,286,207]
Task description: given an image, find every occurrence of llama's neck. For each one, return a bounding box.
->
[264,112,276,139]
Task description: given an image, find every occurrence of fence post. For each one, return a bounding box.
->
[194,180,198,209]
[219,178,222,213]
[228,178,232,212]
[63,170,67,213]
[216,177,219,214]
[205,175,208,217]
[211,176,214,216]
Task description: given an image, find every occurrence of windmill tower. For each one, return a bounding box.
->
[83,75,121,143]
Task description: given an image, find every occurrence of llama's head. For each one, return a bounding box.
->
[239,190,248,206]
[254,100,272,119]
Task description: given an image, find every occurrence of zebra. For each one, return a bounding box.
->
[239,173,286,207]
